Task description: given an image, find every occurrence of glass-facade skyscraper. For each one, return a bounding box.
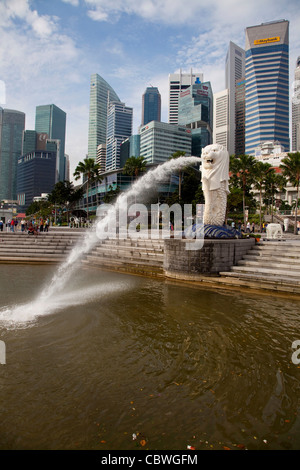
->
[225,41,245,155]
[292,56,300,152]
[106,101,133,172]
[0,107,25,201]
[178,81,213,157]
[35,104,66,182]
[168,70,203,125]
[245,20,289,155]
[88,73,120,160]
[142,87,161,125]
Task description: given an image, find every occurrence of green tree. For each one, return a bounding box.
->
[230,154,257,229]
[280,152,300,234]
[123,156,147,179]
[168,151,187,201]
[73,157,102,219]
[253,161,272,231]
[263,171,286,221]
[48,180,84,223]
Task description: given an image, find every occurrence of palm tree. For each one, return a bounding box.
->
[122,156,147,179]
[263,171,286,222]
[230,154,257,230]
[169,151,187,201]
[280,152,300,234]
[73,157,102,219]
[253,161,272,231]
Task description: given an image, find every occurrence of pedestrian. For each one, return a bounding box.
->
[238,220,242,231]
[251,222,255,233]
[246,221,250,233]
[44,218,49,232]
[0,219,3,232]
[21,218,26,232]
[10,218,15,232]
[40,218,44,232]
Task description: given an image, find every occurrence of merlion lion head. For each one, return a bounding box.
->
[201,143,229,192]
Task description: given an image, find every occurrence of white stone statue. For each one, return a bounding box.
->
[201,144,230,226]
[266,223,283,239]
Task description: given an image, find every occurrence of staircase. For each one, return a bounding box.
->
[219,240,300,294]
[0,230,84,264]
[82,237,165,278]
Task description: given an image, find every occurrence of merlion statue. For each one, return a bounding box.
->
[201,144,230,226]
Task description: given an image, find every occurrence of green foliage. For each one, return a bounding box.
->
[26,200,51,218]
[122,156,147,177]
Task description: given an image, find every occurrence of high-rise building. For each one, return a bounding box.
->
[35,104,66,182]
[225,41,245,155]
[0,107,25,201]
[178,81,213,156]
[235,78,246,156]
[142,87,161,125]
[88,73,120,161]
[96,144,106,173]
[213,89,229,150]
[168,70,203,124]
[292,56,300,151]
[245,20,289,155]
[106,101,133,172]
[16,149,57,210]
[139,121,192,165]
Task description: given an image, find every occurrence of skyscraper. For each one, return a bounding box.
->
[292,56,300,152]
[0,107,25,201]
[106,101,133,172]
[235,79,246,156]
[139,121,192,165]
[225,41,245,155]
[245,20,289,155]
[178,81,213,156]
[88,73,120,160]
[168,70,203,124]
[213,89,229,150]
[35,104,66,182]
[142,87,161,125]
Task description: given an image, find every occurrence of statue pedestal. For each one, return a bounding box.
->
[185,224,242,239]
[163,237,255,278]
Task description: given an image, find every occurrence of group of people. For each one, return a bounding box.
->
[0,217,50,234]
[231,220,256,233]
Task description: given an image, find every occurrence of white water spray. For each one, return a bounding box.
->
[0,156,201,326]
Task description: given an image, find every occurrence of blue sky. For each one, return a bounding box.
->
[0,0,299,178]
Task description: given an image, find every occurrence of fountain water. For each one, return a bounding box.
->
[0,156,201,327]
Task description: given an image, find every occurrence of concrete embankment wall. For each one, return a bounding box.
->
[164,238,256,280]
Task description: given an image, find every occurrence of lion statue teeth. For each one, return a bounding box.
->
[201,144,230,227]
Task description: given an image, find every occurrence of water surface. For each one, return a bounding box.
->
[0,264,300,450]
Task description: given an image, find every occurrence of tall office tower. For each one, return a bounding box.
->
[35,104,66,182]
[139,121,192,165]
[235,78,246,155]
[178,81,213,156]
[292,56,300,151]
[0,107,25,201]
[225,41,245,155]
[168,69,203,124]
[88,73,121,161]
[142,87,161,125]
[64,154,70,181]
[106,101,133,172]
[96,144,106,173]
[213,89,229,150]
[245,20,289,155]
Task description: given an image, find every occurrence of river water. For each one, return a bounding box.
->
[1,263,300,450]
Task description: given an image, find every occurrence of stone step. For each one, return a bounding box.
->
[94,245,164,256]
[244,252,300,261]
[83,258,164,277]
[219,270,300,286]
[237,259,300,269]
[0,248,70,254]
[86,253,163,267]
[230,265,300,278]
